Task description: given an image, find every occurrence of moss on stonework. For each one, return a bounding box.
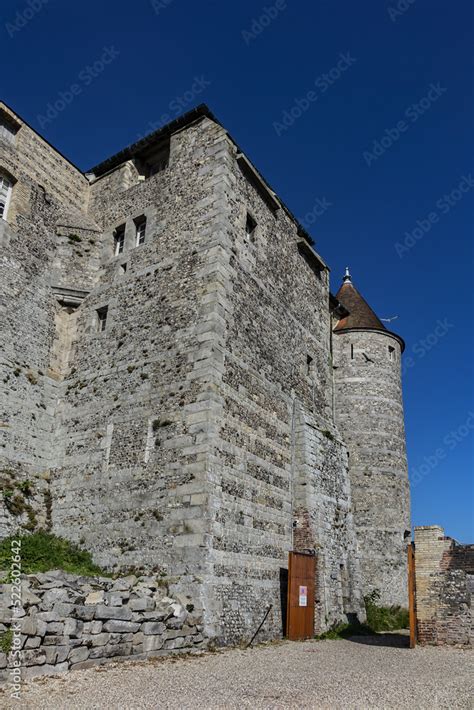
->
[0,532,106,577]
[0,629,13,654]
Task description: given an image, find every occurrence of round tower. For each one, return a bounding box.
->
[332,268,410,607]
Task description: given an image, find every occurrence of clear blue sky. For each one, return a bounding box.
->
[3,0,473,541]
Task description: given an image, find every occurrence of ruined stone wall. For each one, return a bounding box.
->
[332,329,410,607]
[414,526,473,647]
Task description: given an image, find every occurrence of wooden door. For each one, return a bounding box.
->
[286,551,316,640]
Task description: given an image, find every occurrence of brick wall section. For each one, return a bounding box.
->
[414,526,473,646]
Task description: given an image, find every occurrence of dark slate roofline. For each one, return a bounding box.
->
[88,104,218,176]
[88,103,317,248]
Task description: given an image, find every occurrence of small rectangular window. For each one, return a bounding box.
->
[0,173,13,221]
[388,345,395,361]
[350,344,354,360]
[0,117,18,145]
[135,216,147,246]
[306,354,314,376]
[97,306,108,332]
[245,212,257,239]
[114,225,125,255]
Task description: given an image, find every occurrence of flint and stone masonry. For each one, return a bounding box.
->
[0,101,410,643]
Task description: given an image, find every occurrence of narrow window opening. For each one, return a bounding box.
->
[0,116,18,145]
[120,263,127,275]
[134,216,147,246]
[245,212,257,240]
[388,345,395,361]
[350,344,354,360]
[113,224,125,255]
[0,173,13,221]
[306,354,314,376]
[97,306,108,332]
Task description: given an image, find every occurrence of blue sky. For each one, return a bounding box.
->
[3,0,473,540]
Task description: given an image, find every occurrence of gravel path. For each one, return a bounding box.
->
[1,636,472,709]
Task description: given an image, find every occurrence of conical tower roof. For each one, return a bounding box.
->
[333,268,404,350]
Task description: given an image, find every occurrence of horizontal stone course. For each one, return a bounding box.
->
[0,570,206,683]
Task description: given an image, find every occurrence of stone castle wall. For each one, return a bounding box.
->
[332,329,410,607]
[414,526,473,647]
[1,104,409,645]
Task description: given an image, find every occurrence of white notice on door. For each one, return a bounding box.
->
[299,585,307,607]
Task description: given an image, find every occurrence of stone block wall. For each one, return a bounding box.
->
[0,571,206,683]
[414,526,473,646]
[333,329,410,607]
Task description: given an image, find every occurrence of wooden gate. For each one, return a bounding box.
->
[407,542,417,648]
[286,551,316,640]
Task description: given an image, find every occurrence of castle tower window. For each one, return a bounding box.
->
[135,216,147,246]
[388,345,395,361]
[114,224,125,255]
[306,354,314,376]
[0,116,18,145]
[245,212,257,239]
[350,344,354,360]
[0,173,12,221]
[97,306,108,332]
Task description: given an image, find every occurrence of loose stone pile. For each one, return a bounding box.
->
[0,571,206,682]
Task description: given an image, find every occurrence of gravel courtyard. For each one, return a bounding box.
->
[2,636,472,710]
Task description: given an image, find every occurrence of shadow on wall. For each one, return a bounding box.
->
[280,567,288,636]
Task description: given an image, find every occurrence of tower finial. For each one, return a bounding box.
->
[343,266,352,284]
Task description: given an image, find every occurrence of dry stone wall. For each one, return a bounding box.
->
[0,571,205,683]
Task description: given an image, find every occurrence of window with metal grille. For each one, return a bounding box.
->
[135,216,147,246]
[114,224,125,255]
[0,174,12,220]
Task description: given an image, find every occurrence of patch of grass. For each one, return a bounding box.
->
[364,590,409,631]
[68,234,82,243]
[0,532,107,577]
[0,629,13,653]
[321,429,335,441]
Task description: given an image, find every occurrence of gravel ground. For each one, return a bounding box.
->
[1,636,472,709]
